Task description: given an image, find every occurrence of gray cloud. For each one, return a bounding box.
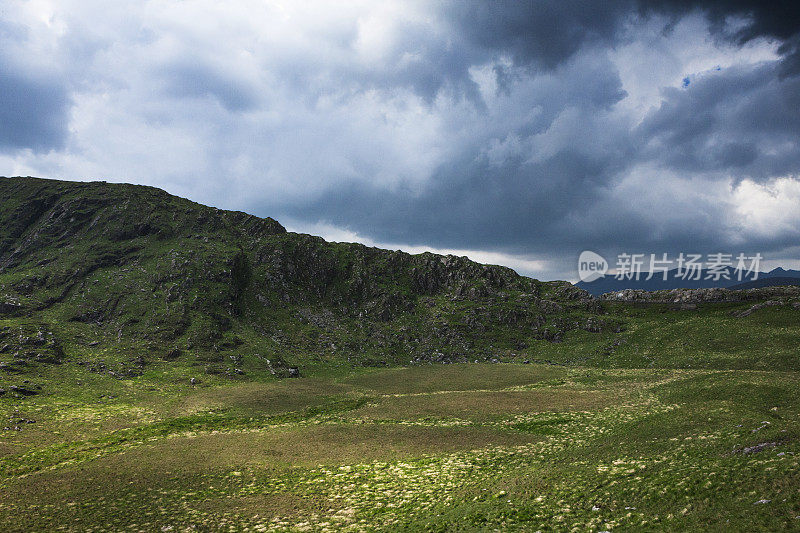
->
[441,0,634,70]
[271,48,800,263]
[639,62,800,180]
[641,0,800,77]
[0,67,70,152]
[442,1,800,73]
[0,19,70,152]
[640,0,800,44]
[159,62,260,112]
[271,53,637,253]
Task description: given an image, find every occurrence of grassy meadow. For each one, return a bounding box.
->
[2,354,799,531]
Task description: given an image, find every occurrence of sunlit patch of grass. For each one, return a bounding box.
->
[507,414,574,434]
[338,363,566,394]
[2,364,800,531]
[342,388,622,425]
[175,378,353,417]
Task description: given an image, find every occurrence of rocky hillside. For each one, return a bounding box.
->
[0,177,616,377]
[601,286,800,304]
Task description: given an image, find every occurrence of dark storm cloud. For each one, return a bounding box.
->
[273,55,638,254]
[0,67,70,152]
[267,0,800,267]
[441,0,634,70]
[640,0,800,44]
[639,0,800,38]
[281,150,628,254]
[441,1,800,76]
[639,62,800,179]
[640,0,800,75]
[268,0,800,265]
[0,19,70,152]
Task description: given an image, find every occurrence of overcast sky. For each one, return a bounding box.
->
[2,1,800,280]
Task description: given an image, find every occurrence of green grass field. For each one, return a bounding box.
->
[2,360,799,531]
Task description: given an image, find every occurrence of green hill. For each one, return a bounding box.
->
[0,176,617,379]
[2,176,799,385]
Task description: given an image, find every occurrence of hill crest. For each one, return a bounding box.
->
[0,176,607,375]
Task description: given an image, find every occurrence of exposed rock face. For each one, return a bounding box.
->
[601,286,800,304]
[735,442,778,455]
[9,385,39,396]
[0,324,64,370]
[0,301,23,316]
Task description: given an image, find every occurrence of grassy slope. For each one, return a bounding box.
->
[1,177,799,531]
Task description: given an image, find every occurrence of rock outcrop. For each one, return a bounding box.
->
[601,286,800,304]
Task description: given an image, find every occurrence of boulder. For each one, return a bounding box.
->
[9,385,38,396]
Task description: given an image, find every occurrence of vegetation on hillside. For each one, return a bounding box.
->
[0,177,618,379]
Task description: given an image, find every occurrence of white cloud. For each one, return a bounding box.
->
[610,13,779,122]
[732,177,800,238]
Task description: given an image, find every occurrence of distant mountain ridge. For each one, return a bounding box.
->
[728,276,800,290]
[577,266,800,295]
